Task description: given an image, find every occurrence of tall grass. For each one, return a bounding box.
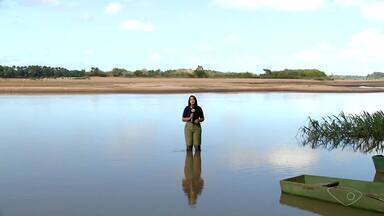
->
[299,111,384,153]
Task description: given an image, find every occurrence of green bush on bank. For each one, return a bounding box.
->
[299,111,384,153]
[259,69,330,80]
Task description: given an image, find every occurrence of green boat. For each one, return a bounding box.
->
[373,155,384,173]
[280,175,384,213]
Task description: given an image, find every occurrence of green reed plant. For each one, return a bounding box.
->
[299,111,384,153]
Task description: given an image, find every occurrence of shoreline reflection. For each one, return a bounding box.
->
[280,193,383,216]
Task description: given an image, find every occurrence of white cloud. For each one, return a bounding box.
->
[334,0,363,7]
[292,41,334,63]
[360,2,384,21]
[213,0,325,11]
[335,0,384,21]
[214,0,384,21]
[342,28,384,63]
[105,2,122,15]
[288,28,384,74]
[119,20,155,32]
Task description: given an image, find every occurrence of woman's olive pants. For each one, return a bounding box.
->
[184,122,202,148]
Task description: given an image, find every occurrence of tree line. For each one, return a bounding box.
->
[367,72,384,80]
[260,69,329,80]
[0,65,86,78]
[0,65,331,80]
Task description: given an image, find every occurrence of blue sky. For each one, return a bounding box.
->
[1,0,384,75]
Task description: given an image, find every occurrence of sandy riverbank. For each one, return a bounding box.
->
[1,77,384,94]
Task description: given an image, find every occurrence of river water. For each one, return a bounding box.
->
[1,93,384,216]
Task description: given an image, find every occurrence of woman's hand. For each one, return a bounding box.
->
[194,119,200,124]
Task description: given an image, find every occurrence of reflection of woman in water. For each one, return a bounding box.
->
[182,95,205,151]
[182,151,204,206]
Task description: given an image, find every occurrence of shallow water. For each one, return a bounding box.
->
[1,93,384,216]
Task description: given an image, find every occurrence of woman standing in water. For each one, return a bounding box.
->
[182,95,204,151]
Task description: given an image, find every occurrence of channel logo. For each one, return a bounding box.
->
[326,187,363,206]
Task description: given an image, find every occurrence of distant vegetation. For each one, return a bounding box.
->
[329,75,367,80]
[2,65,383,80]
[0,65,86,78]
[259,69,329,80]
[0,65,332,80]
[0,65,258,79]
[367,72,384,80]
[330,72,384,80]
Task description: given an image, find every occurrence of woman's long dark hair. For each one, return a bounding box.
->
[187,95,198,107]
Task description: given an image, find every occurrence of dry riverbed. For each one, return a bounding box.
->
[1,77,384,94]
